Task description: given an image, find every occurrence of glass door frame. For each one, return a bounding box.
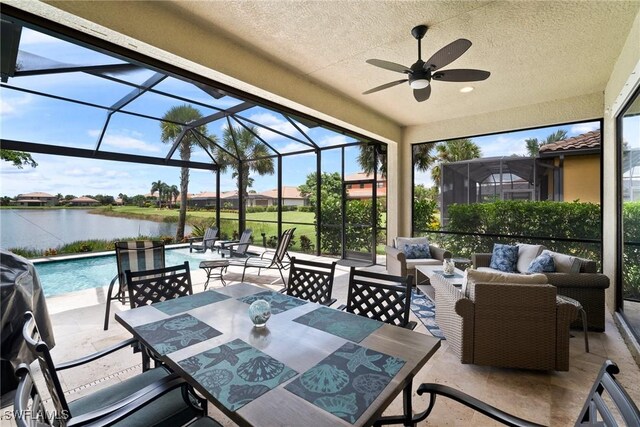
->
[616,83,640,342]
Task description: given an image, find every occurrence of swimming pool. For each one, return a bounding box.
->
[34,248,217,297]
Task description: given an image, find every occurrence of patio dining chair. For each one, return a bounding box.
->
[342,267,416,330]
[217,228,254,257]
[380,360,640,426]
[189,226,218,253]
[282,257,337,306]
[229,228,295,284]
[125,261,193,309]
[103,240,165,330]
[15,311,209,427]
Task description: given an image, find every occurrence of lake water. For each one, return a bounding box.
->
[0,209,191,251]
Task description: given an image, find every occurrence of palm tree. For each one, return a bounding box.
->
[150,180,164,208]
[525,129,568,156]
[357,144,387,177]
[161,183,171,208]
[217,125,274,204]
[430,139,481,186]
[160,105,212,241]
[169,185,179,207]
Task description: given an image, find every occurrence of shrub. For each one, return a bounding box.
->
[300,235,314,253]
[297,206,314,212]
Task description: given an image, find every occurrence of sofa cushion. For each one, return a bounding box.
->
[395,236,429,250]
[401,243,431,259]
[542,250,581,273]
[489,243,519,272]
[405,258,441,269]
[464,268,547,298]
[516,243,545,273]
[527,252,556,273]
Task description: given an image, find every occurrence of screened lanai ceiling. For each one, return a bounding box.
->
[0,21,372,170]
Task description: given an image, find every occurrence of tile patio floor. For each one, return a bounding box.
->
[6,249,640,426]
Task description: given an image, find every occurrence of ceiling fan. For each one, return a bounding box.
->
[363,25,490,102]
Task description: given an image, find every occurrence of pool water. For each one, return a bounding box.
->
[34,248,218,297]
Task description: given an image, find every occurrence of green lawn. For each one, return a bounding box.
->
[92,206,385,254]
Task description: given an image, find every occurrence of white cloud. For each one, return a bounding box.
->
[570,123,599,135]
[87,129,101,138]
[247,112,307,142]
[317,134,350,147]
[102,135,160,153]
[0,94,33,116]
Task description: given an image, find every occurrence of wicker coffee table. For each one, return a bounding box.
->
[415,264,465,292]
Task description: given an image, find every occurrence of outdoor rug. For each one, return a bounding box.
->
[410,291,445,339]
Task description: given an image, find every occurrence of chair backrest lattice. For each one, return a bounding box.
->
[115,241,165,293]
[125,262,193,308]
[20,312,70,425]
[346,267,412,328]
[286,257,336,305]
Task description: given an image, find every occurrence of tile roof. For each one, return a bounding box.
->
[344,172,387,182]
[17,192,55,198]
[258,186,304,199]
[539,130,601,153]
[69,196,99,203]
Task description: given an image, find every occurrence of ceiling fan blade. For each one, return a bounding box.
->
[432,69,490,82]
[366,59,411,74]
[413,85,431,102]
[424,39,472,71]
[363,79,408,95]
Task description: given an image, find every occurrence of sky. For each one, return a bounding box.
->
[1,28,637,199]
[0,28,364,198]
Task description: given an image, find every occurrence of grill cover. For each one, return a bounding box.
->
[1,249,55,394]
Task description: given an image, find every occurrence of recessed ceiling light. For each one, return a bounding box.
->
[460,86,474,93]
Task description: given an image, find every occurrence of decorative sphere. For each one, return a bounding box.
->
[248,300,271,328]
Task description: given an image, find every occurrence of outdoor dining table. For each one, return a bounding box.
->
[115,282,441,427]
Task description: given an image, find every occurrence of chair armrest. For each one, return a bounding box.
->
[188,236,203,242]
[56,337,138,371]
[385,246,406,278]
[429,245,451,261]
[472,253,492,268]
[67,372,194,426]
[219,239,240,248]
[544,273,610,289]
[414,383,543,427]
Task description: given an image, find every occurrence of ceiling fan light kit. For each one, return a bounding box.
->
[364,24,491,102]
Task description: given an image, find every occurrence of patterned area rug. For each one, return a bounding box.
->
[410,291,445,339]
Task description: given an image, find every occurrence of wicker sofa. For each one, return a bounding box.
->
[472,252,609,331]
[386,237,451,285]
[431,272,577,371]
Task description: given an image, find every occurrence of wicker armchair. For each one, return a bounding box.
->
[431,273,577,371]
[386,238,451,285]
[472,253,609,331]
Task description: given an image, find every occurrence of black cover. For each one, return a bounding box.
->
[1,249,55,394]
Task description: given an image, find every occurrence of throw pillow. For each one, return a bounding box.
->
[527,252,555,273]
[401,243,431,259]
[489,243,519,272]
[542,250,581,273]
[395,236,428,249]
[516,243,546,273]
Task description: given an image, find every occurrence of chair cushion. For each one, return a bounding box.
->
[401,243,431,259]
[542,250,581,273]
[527,252,556,273]
[516,243,545,273]
[489,243,519,272]
[69,366,200,427]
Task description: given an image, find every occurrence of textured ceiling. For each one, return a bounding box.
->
[159,1,637,127]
